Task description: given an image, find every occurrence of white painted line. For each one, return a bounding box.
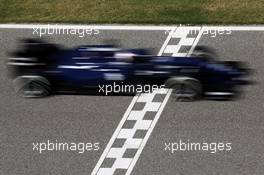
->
[0,24,174,30]
[0,24,264,31]
[202,26,264,31]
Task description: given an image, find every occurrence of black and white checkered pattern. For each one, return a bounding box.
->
[93,26,203,175]
[163,26,202,57]
[97,89,168,175]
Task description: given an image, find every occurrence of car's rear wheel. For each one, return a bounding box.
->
[14,76,51,98]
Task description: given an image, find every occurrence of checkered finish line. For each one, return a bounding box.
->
[96,88,169,175]
[161,26,202,57]
[92,27,203,175]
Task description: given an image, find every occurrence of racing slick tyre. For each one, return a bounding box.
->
[13,76,51,98]
[165,77,202,102]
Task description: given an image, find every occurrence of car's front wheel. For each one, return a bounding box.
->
[165,77,202,102]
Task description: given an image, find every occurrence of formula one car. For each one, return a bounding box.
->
[7,39,251,101]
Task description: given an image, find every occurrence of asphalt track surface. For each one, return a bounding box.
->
[1,26,264,175]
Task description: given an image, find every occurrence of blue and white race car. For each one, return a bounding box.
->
[7,39,251,101]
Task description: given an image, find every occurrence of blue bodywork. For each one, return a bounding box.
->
[8,41,250,96]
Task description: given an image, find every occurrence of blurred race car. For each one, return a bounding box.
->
[7,39,251,101]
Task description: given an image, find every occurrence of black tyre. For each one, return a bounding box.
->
[14,76,51,98]
[165,78,202,102]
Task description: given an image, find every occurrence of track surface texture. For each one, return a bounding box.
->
[0,26,264,175]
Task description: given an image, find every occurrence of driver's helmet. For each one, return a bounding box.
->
[114,52,137,61]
